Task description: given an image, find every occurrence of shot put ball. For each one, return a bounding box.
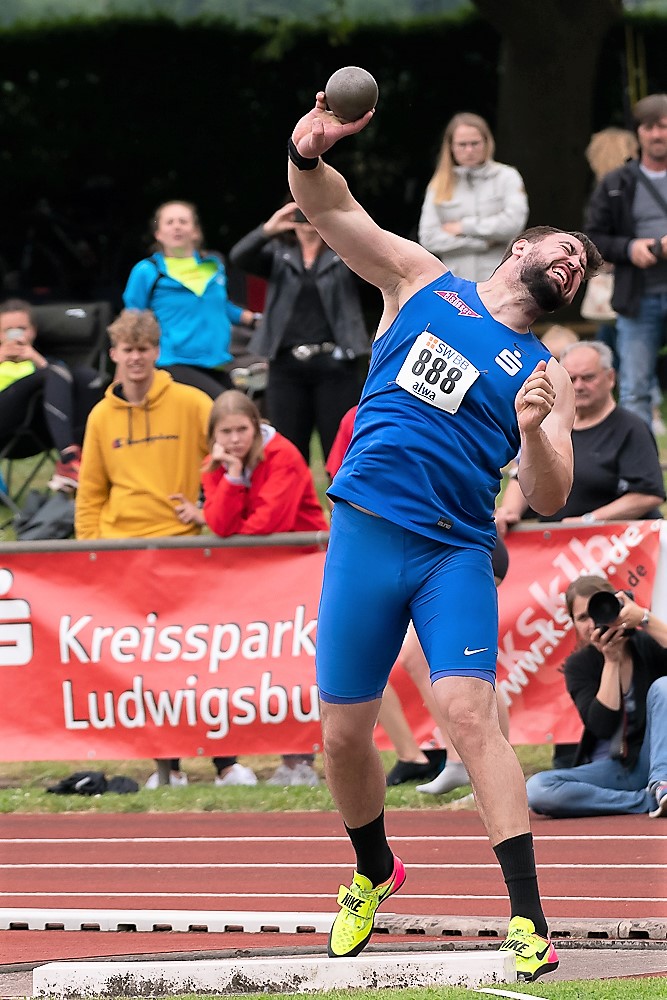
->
[324,66,379,123]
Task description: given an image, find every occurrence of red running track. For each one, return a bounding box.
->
[1,810,665,965]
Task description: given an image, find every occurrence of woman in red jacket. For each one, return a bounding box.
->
[199,389,328,537]
[174,389,327,787]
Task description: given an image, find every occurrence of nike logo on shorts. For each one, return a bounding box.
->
[463,646,488,656]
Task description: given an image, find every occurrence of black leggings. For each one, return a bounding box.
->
[159,364,233,400]
[266,352,364,465]
[0,363,103,454]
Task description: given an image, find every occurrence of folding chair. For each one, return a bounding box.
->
[0,301,113,513]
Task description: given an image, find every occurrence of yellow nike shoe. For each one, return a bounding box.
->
[327,855,406,958]
[499,915,559,981]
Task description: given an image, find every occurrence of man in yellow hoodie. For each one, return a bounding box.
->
[75,308,211,539]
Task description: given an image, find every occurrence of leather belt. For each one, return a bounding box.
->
[290,342,337,361]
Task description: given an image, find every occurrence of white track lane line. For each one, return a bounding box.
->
[3,862,665,869]
[3,834,665,843]
[2,891,663,902]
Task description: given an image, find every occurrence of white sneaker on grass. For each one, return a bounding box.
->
[144,771,188,790]
[266,763,294,786]
[416,760,470,794]
[290,761,320,786]
[214,763,258,787]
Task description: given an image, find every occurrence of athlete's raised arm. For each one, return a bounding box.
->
[288,92,444,327]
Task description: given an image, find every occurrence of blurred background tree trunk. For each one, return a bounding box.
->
[472,0,623,230]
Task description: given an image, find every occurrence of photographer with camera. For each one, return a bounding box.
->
[527,574,667,818]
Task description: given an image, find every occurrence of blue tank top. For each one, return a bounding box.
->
[329,271,551,551]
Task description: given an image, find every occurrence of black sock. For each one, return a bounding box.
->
[345,810,394,887]
[493,832,548,938]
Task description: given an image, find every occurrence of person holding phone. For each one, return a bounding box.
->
[229,199,370,465]
[0,298,103,491]
[527,574,667,819]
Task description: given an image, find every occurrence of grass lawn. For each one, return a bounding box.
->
[0,746,553,813]
[154,985,667,1000]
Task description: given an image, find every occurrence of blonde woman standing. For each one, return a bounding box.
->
[418,112,529,281]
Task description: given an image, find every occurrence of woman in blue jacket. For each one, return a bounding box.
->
[123,200,256,398]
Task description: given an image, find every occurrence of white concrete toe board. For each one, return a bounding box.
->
[0,908,334,932]
[33,952,516,996]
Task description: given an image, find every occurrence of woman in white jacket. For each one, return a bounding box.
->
[418,112,529,281]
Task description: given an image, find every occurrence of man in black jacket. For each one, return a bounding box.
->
[585,93,667,427]
[527,574,667,818]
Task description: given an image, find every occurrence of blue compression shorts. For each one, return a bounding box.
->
[316,501,498,704]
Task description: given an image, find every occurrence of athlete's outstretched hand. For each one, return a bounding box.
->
[291,91,373,160]
[515,360,556,433]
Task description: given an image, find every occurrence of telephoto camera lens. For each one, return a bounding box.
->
[587,591,635,636]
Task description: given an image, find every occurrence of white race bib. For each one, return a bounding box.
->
[395,330,480,413]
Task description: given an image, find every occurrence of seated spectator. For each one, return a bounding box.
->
[123,200,257,399]
[0,298,104,491]
[74,307,215,789]
[527,575,667,818]
[175,389,328,786]
[495,340,665,536]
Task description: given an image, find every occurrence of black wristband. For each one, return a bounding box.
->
[288,137,319,171]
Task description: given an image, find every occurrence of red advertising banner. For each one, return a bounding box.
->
[0,521,661,761]
[0,546,325,762]
[385,520,662,749]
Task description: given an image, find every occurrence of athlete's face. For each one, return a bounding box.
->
[518,234,587,312]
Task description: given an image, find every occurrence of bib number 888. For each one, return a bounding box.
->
[411,349,463,394]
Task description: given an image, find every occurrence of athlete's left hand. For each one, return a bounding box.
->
[291,92,373,160]
[515,360,556,432]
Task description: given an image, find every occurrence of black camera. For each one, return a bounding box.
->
[587,590,635,636]
[649,238,663,259]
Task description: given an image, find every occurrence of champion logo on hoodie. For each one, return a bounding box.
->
[112,433,179,448]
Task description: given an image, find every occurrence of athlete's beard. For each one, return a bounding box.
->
[520,262,565,313]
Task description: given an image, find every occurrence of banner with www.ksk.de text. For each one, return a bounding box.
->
[497,520,661,743]
[0,521,661,761]
[378,520,662,750]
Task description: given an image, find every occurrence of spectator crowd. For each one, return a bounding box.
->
[0,92,666,817]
